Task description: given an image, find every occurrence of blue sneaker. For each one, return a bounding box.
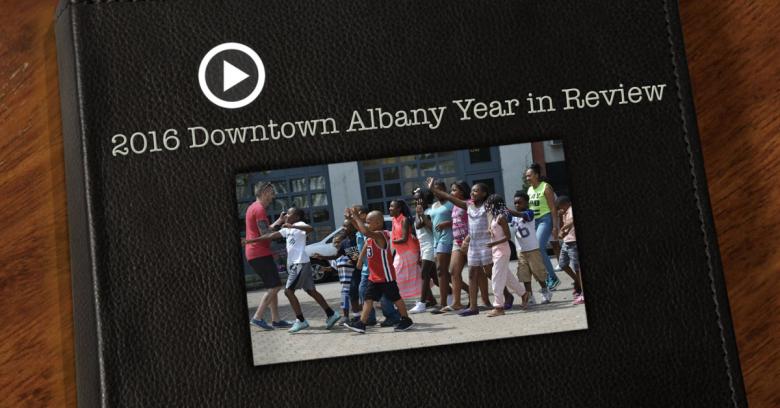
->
[325,312,341,329]
[504,293,515,310]
[272,320,293,328]
[549,276,561,290]
[289,320,310,333]
[458,308,479,317]
[250,318,274,331]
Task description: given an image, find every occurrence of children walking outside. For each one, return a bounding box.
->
[313,219,360,325]
[344,208,415,333]
[389,200,422,303]
[509,191,553,305]
[444,180,472,311]
[485,194,528,317]
[427,177,493,316]
[425,181,456,313]
[411,189,439,313]
[352,205,402,327]
[256,207,341,333]
[556,196,584,304]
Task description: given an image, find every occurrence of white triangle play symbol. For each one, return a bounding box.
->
[223,60,250,92]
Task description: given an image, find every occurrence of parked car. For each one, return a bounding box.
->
[305,228,343,282]
[306,215,393,283]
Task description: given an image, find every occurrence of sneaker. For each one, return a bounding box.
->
[573,294,585,305]
[554,265,563,272]
[289,319,310,333]
[250,318,274,331]
[409,302,427,314]
[338,316,350,326]
[272,320,293,329]
[541,288,553,304]
[527,293,537,306]
[380,318,400,327]
[487,308,505,317]
[549,276,561,290]
[458,308,479,317]
[366,319,378,326]
[325,311,341,329]
[504,293,515,310]
[425,299,438,308]
[345,320,367,334]
[394,317,414,331]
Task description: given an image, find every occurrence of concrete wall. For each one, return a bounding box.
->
[499,143,533,199]
[327,162,363,227]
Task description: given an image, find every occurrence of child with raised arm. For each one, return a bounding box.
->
[427,177,495,316]
[256,207,341,333]
[312,219,360,325]
[344,208,414,333]
[443,180,472,311]
[556,196,584,304]
[509,191,553,305]
[425,181,457,313]
[412,189,440,313]
[352,205,402,327]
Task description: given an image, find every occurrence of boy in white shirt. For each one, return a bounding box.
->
[509,192,553,305]
[257,207,341,333]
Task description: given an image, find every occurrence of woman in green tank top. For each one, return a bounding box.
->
[525,163,560,289]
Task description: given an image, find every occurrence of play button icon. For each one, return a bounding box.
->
[198,43,266,109]
[223,61,250,92]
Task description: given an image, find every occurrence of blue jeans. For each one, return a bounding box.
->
[535,212,556,282]
[358,274,400,322]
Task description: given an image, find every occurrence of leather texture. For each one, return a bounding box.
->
[55,0,747,406]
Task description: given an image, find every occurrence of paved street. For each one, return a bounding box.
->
[246,260,587,366]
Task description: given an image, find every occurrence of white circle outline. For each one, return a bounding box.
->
[198,42,266,109]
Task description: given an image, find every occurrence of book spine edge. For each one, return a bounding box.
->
[55,3,107,407]
[665,0,748,406]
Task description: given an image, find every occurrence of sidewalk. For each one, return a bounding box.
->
[246,260,587,366]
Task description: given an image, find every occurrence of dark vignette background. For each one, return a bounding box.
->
[56,0,745,406]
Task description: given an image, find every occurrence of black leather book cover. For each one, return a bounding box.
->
[55,0,746,406]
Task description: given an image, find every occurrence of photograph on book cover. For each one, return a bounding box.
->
[236,141,587,366]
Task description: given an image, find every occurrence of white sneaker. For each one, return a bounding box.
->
[527,294,537,306]
[447,294,453,306]
[541,288,553,304]
[409,301,427,314]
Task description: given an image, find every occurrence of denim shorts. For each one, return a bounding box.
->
[558,241,579,271]
[435,239,453,254]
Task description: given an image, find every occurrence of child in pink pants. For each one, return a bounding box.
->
[485,194,527,317]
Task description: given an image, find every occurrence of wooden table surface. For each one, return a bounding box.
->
[1,1,778,406]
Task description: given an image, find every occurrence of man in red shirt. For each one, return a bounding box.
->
[242,182,290,330]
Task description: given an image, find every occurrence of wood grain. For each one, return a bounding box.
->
[680,2,780,406]
[0,1,777,406]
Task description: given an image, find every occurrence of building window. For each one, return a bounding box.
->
[236,166,334,242]
[469,148,492,163]
[359,152,461,212]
